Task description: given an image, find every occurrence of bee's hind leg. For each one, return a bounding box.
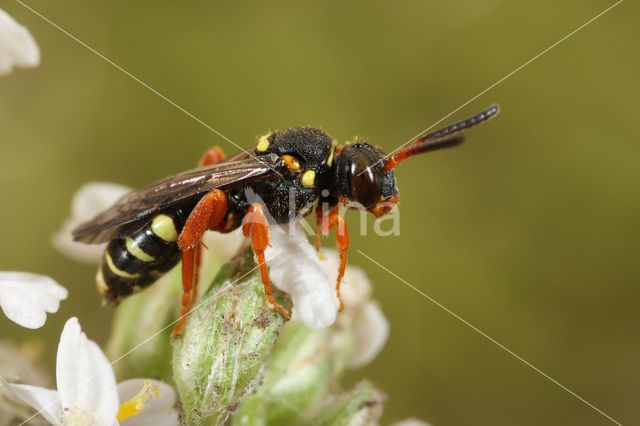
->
[199,146,226,167]
[172,188,228,338]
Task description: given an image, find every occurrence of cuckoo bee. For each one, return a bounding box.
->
[72,104,499,336]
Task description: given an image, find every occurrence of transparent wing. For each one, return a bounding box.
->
[72,153,280,244]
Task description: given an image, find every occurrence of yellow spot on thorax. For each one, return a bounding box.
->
[117,380,160,421]
[282,154,302,171]
[105,252,139,279]
[125,237,155,262]
[301,170,316,187]
[151,214,179,242]
[256,134,270,152]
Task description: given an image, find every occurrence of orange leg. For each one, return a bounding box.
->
[242,203,291,319]
[199,146,226,167]
[191,243,201,304]
[318,207,349,311]
[178,189,228,250]
[315,203,338,250]
[172,247,197,338]
[191,147,224,306]
[172,189,228,337]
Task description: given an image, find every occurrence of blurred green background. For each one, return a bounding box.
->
[1,1,638,424]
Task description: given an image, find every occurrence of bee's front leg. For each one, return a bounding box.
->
[242,203,292,320]
[318,207,349,312]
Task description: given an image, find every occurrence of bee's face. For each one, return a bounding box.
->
[335,142,399,216]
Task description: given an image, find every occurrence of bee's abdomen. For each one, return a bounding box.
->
[97,207,191,304]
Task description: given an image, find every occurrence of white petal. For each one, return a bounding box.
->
[0,8,40,76]
[264,223,338,329]
[51,228,106,264]
[0,272,68,328]
[117,379,179,426]
[52,182,132,263]
[1,381,63,425]
[320,250,387,367]
[56,317,119,425]
[348,302,389,368]
[70,182,132,220]
[201,228,245,260]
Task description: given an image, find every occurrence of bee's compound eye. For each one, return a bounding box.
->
[349,155,381,209]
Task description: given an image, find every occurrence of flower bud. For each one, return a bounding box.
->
[233,320,355,425]
[314,381,385,425]
[172,250,290,425]
[233,249,390,425]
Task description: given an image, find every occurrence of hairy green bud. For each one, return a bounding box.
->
[234,317,356,425]
[314,381,385,426]
[172,250,291,425]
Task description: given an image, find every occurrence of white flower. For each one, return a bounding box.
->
[0,272,67,329]
[264,223,339,329]
[52,182,132,263]
[200,228,245,261]
[263,224,391,360]
[349,301,389,368]
[1,317,178,426]
[320,250,389,368]
[0,8,40,75]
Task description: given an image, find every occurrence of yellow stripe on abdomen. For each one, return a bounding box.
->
[105,251,140,279]
[125,237,156,262]
[151,214,179,242]
[96,267,108,293]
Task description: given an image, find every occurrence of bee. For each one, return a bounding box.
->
[72,104,499,336]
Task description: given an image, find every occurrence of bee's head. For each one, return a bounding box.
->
[334,142,399,217]
[332,104,500,216]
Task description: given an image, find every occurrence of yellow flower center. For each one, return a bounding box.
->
[116,380,159,421]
